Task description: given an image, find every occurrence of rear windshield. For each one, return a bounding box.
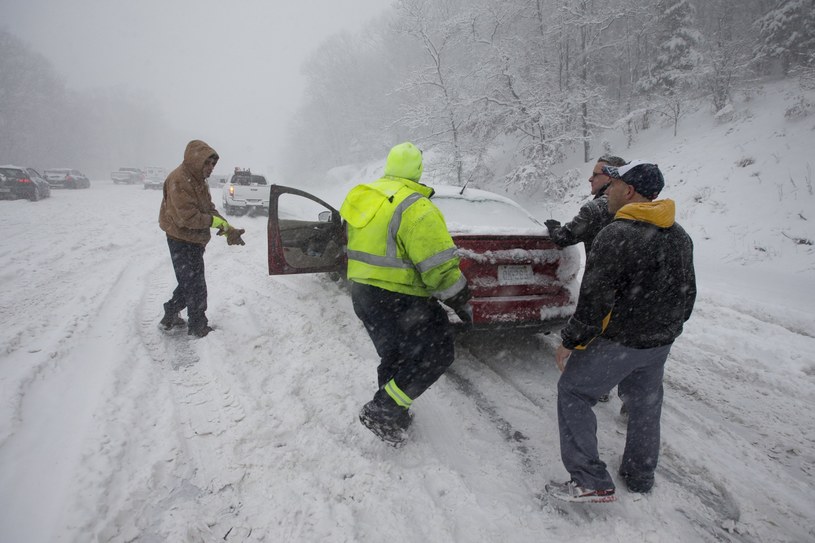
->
[433,195,545,235]
[231,175,267,186]
[0,168,24,179]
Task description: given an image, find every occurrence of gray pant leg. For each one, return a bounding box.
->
[557,338,671,490]
[618,344,671,484]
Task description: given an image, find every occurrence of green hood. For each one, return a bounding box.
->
[340,177,433,229]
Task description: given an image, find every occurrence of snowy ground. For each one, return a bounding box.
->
[1,80,814,542]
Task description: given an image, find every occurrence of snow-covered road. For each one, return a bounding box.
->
[1,182,813,542]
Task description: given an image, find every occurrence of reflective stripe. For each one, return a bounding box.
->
[348,192,427,271]
[433,274,467,300]
[384,379,413,408]
[416,247,458,273]
[387,192,423,257]
[346,249,413,269]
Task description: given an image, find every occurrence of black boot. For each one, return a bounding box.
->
[359,391,412,447]
[188,324,214,338]
[159,312,186,330]
[187,311,212,338]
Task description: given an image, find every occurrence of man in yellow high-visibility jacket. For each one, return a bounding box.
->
[340,142,471,446]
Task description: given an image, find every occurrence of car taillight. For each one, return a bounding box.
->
[66,175,73,181]
[18,178,32,183]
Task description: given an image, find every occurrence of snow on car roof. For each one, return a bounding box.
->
[431,185,546,235]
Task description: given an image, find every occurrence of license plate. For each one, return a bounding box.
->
[498,265,533,285]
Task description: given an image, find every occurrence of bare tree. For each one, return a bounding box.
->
[390,0,476,185]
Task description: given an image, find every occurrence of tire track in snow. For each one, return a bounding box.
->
[452,330,760,539]
[115,265,256,541]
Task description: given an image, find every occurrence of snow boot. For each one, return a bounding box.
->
[358,393,412,447]
[188,324,214,338]
[160,312,186,330]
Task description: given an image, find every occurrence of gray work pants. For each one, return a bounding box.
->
[557,337,672,490]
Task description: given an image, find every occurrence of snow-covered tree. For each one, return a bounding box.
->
[390,0,477,186]
[754,0,815,75]
[694,0,754,112]
[638,0,704,135]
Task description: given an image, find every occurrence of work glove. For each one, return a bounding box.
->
[544,219,561,232]
[211,215,230,231]
[226,227,246,246]
[454,302,473,325]
[444,285,473,326]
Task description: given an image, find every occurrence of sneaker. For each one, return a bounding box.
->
[598,394,610,403]
[160,313,186,330]
[358,399,412,447]
[188,325,214,338]
[544,480,616,503]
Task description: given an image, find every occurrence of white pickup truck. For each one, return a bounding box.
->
[222,169,269,216]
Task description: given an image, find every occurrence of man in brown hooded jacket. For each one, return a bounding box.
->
[158,139,244,337]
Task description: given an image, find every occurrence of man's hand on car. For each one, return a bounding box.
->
[444,285,473,328]
[545,219,561,232]
[454,302,473,325]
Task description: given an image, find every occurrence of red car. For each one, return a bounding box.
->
[266,184,579,332]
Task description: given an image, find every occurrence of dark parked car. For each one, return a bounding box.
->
[266,184,580,332]
[43,168,91,189]
[0,165,52,201]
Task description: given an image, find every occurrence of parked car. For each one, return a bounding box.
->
[266,184,580,332]
[222,168,269,216]
[0,165,52,201]
[43,168,91,189]
[143,166,167,190]
[111,168,145,185]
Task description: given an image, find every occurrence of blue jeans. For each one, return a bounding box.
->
[557,338,672,490]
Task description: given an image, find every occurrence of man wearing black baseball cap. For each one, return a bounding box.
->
[546,161,696,503]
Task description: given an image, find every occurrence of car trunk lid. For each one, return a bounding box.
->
[452,234,575,326]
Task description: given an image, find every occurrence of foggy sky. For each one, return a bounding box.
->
[1,0,388,177]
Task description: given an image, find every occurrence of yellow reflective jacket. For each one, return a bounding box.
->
[340,176,466,300]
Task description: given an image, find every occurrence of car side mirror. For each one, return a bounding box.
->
[318,210,333,223]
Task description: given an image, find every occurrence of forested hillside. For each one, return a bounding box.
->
[0,30,178,177]
[283,0,815,191]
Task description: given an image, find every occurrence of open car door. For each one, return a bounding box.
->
[267,185,346,275]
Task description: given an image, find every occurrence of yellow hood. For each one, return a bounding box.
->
[615,199,675,228]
